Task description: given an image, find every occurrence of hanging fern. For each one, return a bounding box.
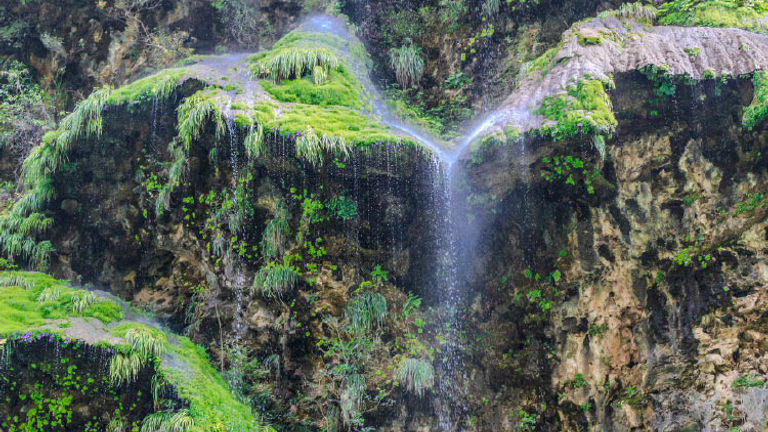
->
[388,45,424,89]
[260,199,289,261]
[253,260,300,299]
[257,47,339,82]
[345,291,387,332]
[396,358,435,397]
[125,327,168,359]
[294,126,349,166]
[109,352,143,387]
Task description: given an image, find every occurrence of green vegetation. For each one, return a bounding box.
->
[260,200,290,260]
[0,270,270,432]
[658,0,768,31]
[0,60,53,156]
[253,259,301,299]
[534,78,617,140]
[345,291,387,332]
[0,271,123,335]
[1,87,112,268]
[326,193,358,221]
[252,46,339,82]
[395,358,434,397]
[106,68,187,108]
[389,45,425,89]
[541,155,600,195]
[732,192,765,216]
[733,374,764,390]
[743,70,768,131]
[521,46,560,78]
[598,2,658,23]
[259,66,364,109]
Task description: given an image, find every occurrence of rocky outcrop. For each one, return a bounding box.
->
[457,69,768,431]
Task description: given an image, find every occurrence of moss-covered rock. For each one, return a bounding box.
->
[0,270,271,432]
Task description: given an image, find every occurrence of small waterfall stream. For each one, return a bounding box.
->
[202,15,528,430]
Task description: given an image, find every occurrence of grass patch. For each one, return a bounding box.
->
[269,103,407,148]
[0,271,123,336]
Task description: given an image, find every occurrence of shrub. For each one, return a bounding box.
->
[326,194,358,221]
[396,358,434,397]
[535,78,617,140]
[345,291,387,332]
[658,0,768,30]
[253,261,300,299]
[260,200,289,260]
[389,45,425,88]
[257,47,339,82]
[0,60,53,162]
[110,352,143,386]
[598,2,658,23]
[125,327,168,359]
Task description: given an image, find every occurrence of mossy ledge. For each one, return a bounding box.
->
[0,270,271,432]
[0,26,433,269]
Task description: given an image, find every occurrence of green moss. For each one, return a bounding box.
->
[164,337,271,432]
[0,271,123,335]
[270,104,408,147]
[106,68,188,106]
[260,66,365,109]
[658,0,768,31]
[744,70,768,130]
[523,46,560,78]
[0,271,270,432]
[535,78,617,140]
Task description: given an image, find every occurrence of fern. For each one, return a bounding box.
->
[176,91,225,153]
[396,358,434,397]
[166,409,194,432]
[340,373,365,425]
[345,291,387,332]
[1,88,111,268]
[258,47,339,82]
[244,122,265,159]
[37,286,62,303]
[106,417,125,432]
[260,199,289,260]
[389,45,424,89]
[110,352,143,386]
[599,2,658,22]
[141,412,172,432]
[294,126,348,166]
[253,261,300,299]
[125,327,168,359]
[71,290,97,313]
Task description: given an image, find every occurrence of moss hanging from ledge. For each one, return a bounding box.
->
[534,78,617,141]
[0,270,273,432]
[744,70,768,131]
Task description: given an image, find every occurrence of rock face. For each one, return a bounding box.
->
[4,4,768,432]
[458,72,768,431]
[487,16,768,135]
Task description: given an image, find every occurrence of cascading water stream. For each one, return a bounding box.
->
[202,15,531,429]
